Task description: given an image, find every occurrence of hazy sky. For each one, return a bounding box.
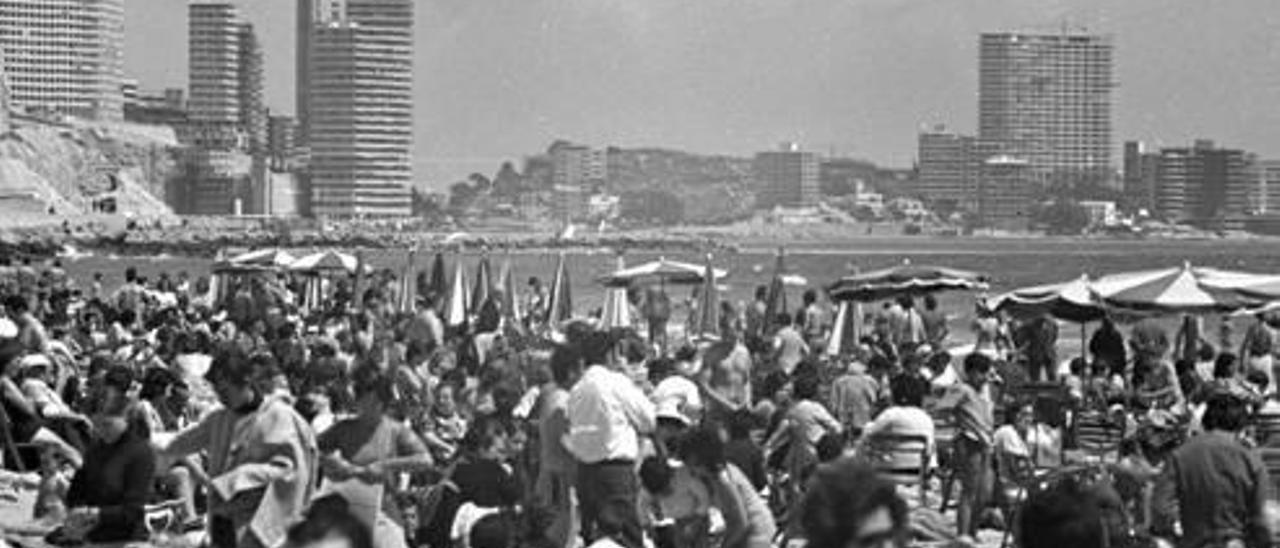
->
[125,0,1280,188]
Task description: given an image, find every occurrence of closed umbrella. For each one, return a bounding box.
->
[693,255,721,340]
[444,261,470,328]
[828,261,988,302]
[472,254,494,311]
[546,253,573,326]
[397,247,419,313]
[826,301,862,357]
[428,252,448,302]
[497,258,525,329]
[763,249,789,334]
[601,257,632,331]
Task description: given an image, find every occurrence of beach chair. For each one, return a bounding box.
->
[930,409,959,512]
[1070,410,1125,463]
[1259,448,1280,499]
[860,433,932,508]
[1254,411,1280,447]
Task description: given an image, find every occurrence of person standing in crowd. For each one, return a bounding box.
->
[699,331,753,422]
[59,366,155,544]
[318,368,432,548]
[828,355,880,439]
[934,353,996,541]
[1239,312,1275,395]
[744,286,768,350]
[162,348,318,548]
[895,297,926,354]
[797,459,908,548]
[566,332,656,548]
[1020,313,1058,383]
[536,345,583,548]
[643,285,672,351]
[679,425,776,548]
[1154,393,1271,548]
[1090,315,1127,379]
[1018,473,1128,548]
[771,314,808,377]
[766,373,842,501]
[7,295,49,354]
[921,295,949,349]
[799,290,827,350]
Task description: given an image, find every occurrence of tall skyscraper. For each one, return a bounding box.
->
[300,0,414,217]
[184,1,268,215]
[754,143,819,209]
[978,32,1113,184]
[188,1,265,151]
[0,0,124,120]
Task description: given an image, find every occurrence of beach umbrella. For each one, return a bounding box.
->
[428,252,448,301]
[1092,263,1262,314]
[993,274,1105,323]
[828,261,988,302]
[290,250,361,274]
[598,256,727,288]
[444,261,471,328]
[546,253,573,326]
[497,258,525,328]
[826,301,862,356]
[763,250,789,334]
[228,248,296,269]
[600,257,632,331]
[693,255,721,340]
[397,247,419,313]
[472,254,494,312]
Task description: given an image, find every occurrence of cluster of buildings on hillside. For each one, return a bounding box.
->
[2,5,1278,234]
[0,0,413,219]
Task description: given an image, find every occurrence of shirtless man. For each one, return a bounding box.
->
[699,332,753,422]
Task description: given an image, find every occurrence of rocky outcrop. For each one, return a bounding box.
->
[0,115,180,224]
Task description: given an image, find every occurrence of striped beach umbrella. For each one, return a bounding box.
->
[546,253,573,326]
[228,248,296,269]
[826,300,862,357]
[497,258,525,329]
[1093,263,1260,314]
[993,274,1104,323]
[598,257,727,288]
[444,261,471,328]
[290,250,361,274]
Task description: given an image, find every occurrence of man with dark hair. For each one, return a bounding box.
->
[934,353,996,540]
[921,295,949,348]
[1154,393,1271,548]
[162,348,318,548]
[1018,474,1127,548]
[566,332,655,548]
[798,459,909,548]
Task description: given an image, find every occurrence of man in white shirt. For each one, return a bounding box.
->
[566,332,656,548]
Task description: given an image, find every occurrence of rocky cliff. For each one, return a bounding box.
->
[0,115,179,226]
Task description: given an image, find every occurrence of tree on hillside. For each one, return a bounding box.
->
[1037,200,1092,235]
[620,190,684,225]
[449,180,480,212]
[492,162,523,198]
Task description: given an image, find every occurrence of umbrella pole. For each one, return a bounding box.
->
[1080,322,1087,363]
